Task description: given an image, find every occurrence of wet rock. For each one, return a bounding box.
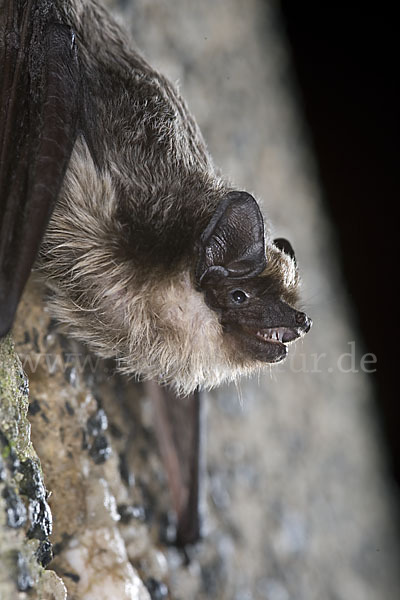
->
[28,398,42,416]
[36,539,53,568]
[119,451,136,487]
[19,458,46,500]
[87,409,112,464]
[62,570,81,583]
[2,486,27,529]
[28,497,53,540]
[158,511,178,546]
[0,430,20,475]
[118,503,147,524]
[0,335,65,599]
[144,577,169,600]
[16,551,34,592]
[87,408,108,436]
[88,432,112,464]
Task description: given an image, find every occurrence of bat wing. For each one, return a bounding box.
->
[0,0,80,336]
[1,1,205,548]
[149,382,204,547]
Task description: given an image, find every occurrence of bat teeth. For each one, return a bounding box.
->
[256,328,285,343]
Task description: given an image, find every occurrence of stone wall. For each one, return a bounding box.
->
[1,1,399,598]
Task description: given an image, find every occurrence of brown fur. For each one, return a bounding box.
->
[38,0,303,395]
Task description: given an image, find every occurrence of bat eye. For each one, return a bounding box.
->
[231,289,248,304]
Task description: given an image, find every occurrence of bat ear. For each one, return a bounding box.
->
[274,238,296,263]
[196,191,266,284]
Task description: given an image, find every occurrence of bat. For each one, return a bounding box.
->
[0,0,311,546]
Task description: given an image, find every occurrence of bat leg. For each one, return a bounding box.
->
[146,381,205,547]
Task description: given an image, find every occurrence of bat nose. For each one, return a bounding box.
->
[295,311,312,332]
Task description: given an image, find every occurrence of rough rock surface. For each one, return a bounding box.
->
[1,1,399,599]
[0,336,67,599]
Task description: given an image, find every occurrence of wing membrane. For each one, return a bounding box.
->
[0,0,80,335]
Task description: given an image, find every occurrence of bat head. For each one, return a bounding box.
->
[196,192,312,363]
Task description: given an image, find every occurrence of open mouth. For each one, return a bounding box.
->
[233,325,302,363]
[255,327,301,345]
[228,317,311,364]
[246,324,308,362]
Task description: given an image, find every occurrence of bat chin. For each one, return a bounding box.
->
[231,324,307,363]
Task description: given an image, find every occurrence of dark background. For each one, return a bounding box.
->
[279,4,399,489]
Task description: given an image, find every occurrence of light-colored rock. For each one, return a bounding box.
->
[0,336,67,600]
[1,1,399,599]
